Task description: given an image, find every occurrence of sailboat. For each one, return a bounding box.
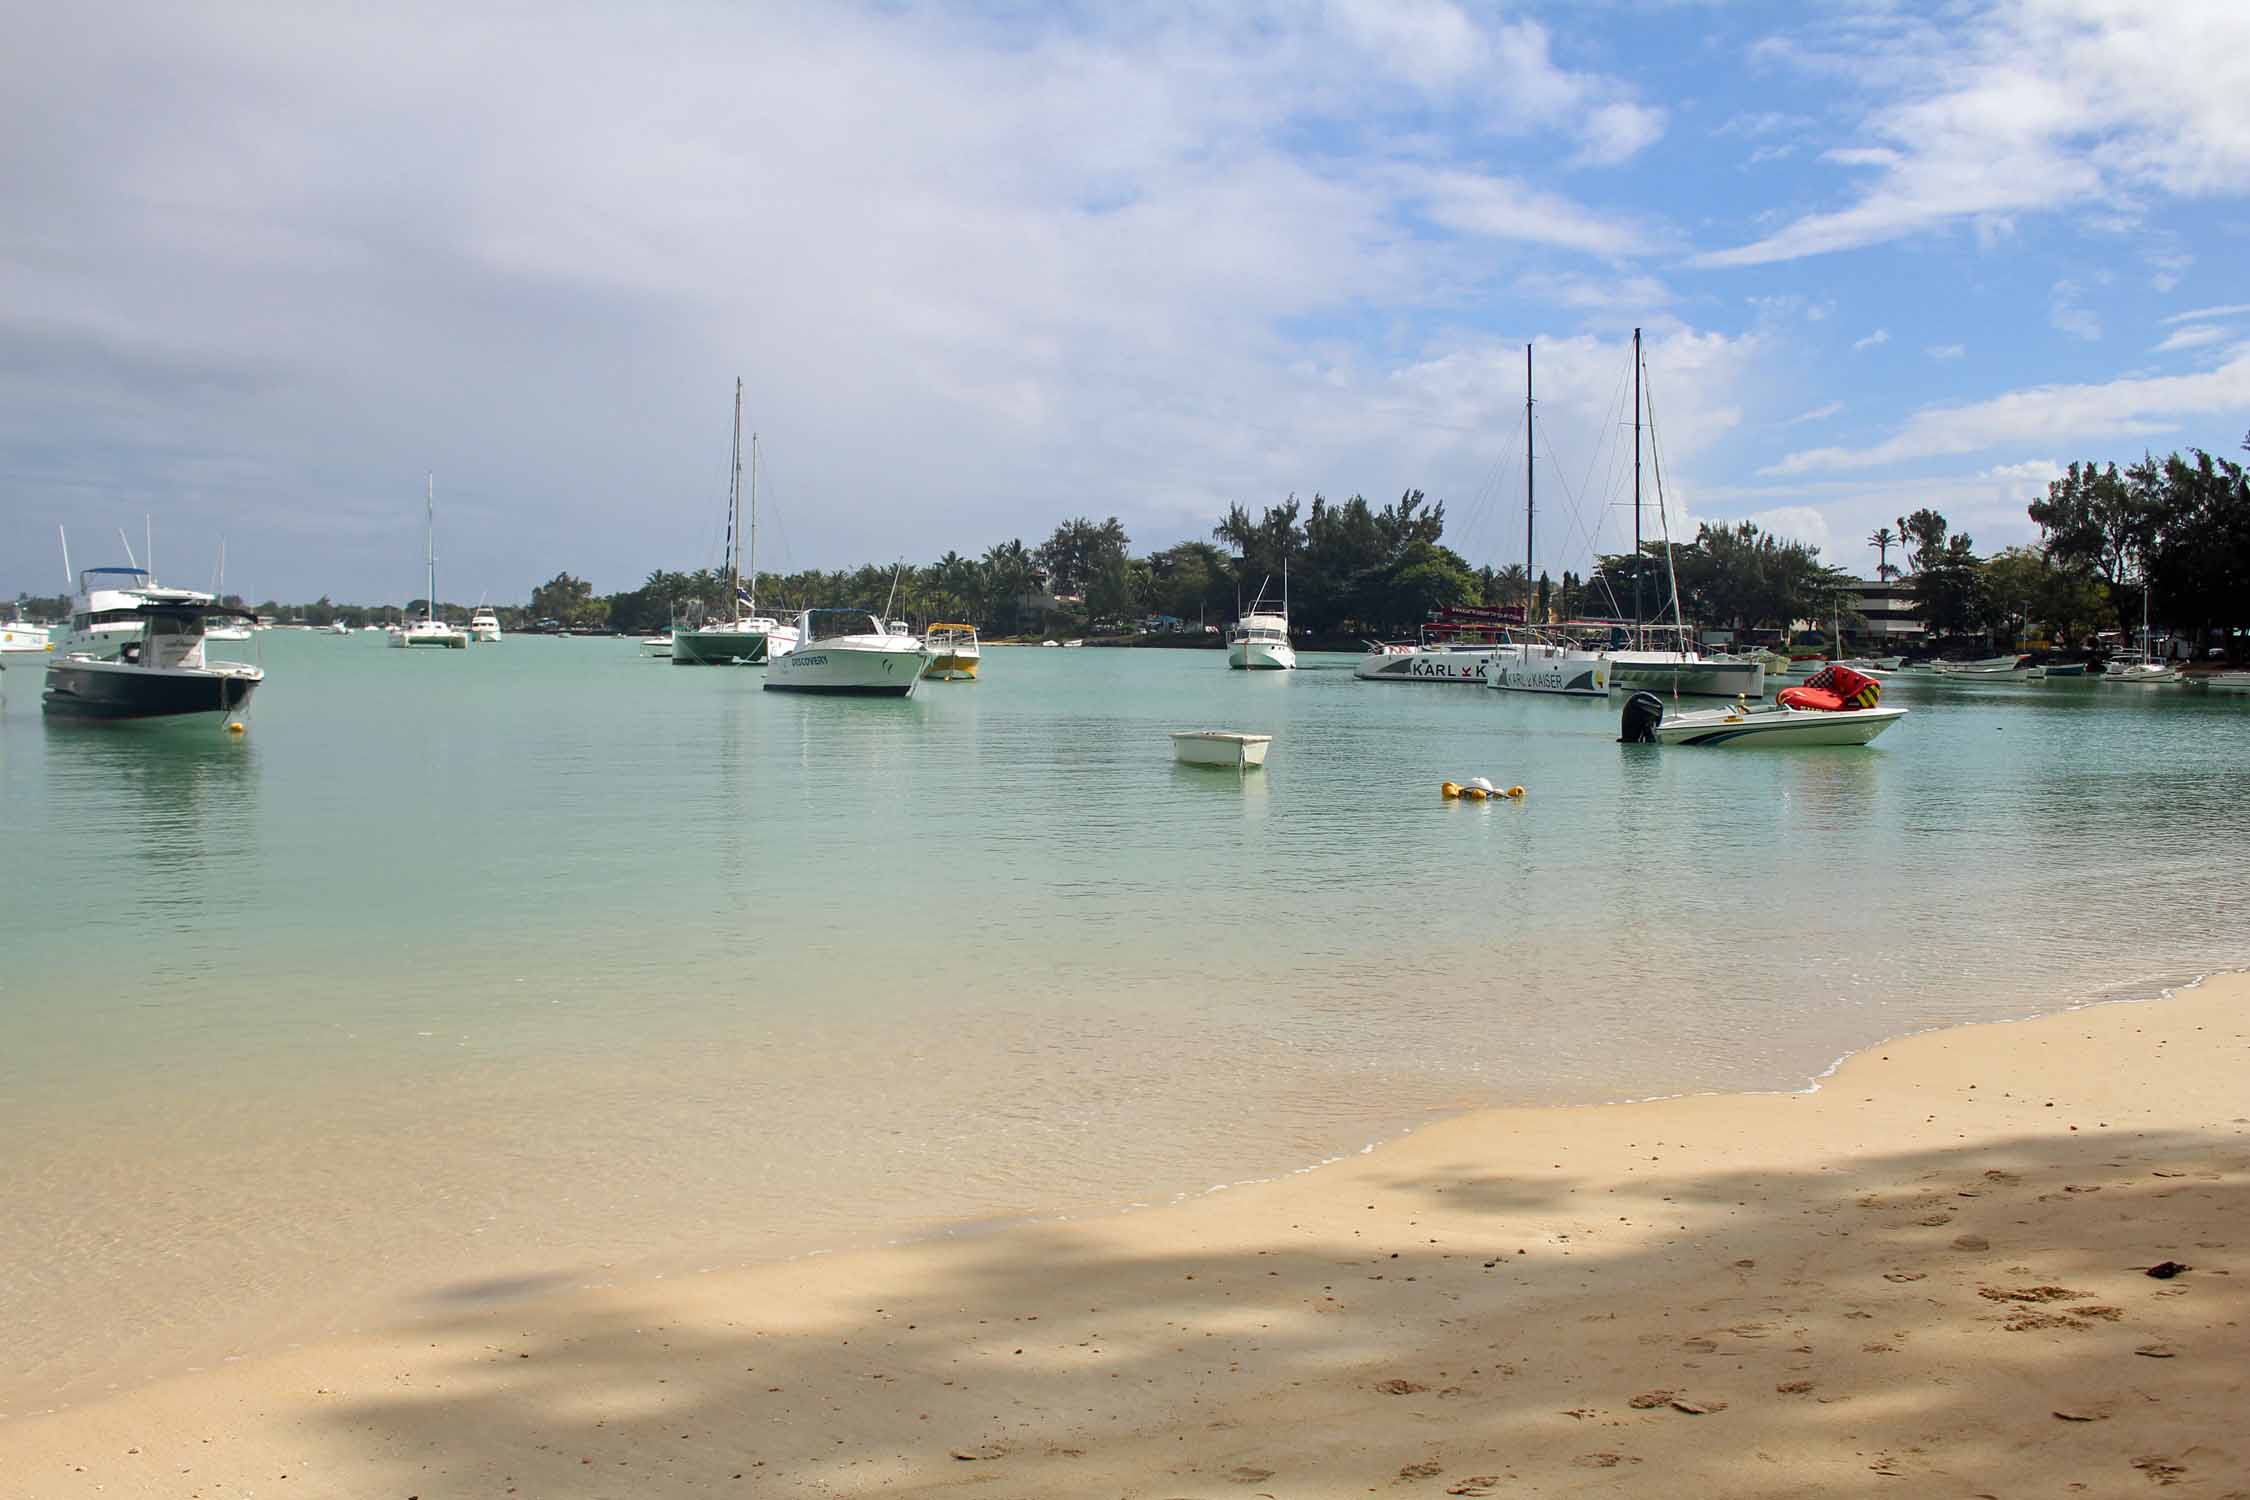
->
[1485,343,1611,697]
[1227,557,1295,670]
[391,476,469,648]
[2103,572,2181,683]
[673,380,799,666]
[205,544,252,641]
[1597,329,1765,698]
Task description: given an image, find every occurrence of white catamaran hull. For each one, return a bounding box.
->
[1484,645,1611,697]
[1354,648,1493,683]
[1604,653,1765,697]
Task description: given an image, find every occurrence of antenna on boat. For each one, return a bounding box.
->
[146,515,154,584]
[883,557,904,622]
[119,527,138,570]
[59,525,72,587]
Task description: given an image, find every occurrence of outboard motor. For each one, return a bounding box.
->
[1618,691,1665,744]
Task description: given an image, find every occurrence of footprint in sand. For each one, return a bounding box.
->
[1375,1379,1430,1396]
[1226,1464,1276,1484]
[1445,1478,1504,1496]
[1396,1459,1443,1480]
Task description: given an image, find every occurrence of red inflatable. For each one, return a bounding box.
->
[1779,663,1882,712]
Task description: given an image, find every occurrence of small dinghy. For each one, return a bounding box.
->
[1169,730,1272,769]
[1619,664,1906,747]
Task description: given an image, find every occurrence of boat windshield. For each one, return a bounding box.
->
[801,609,884,644]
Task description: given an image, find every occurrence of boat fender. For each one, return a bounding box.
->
[1462,786,1489,801]
[1441,781,1462,799]
[1506,785,1525,799]
[1468,776,1495,793]
[1618,691,1665,744]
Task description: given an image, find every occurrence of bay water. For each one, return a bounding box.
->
[2,635,2245,1409]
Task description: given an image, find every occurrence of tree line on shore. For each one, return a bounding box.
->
[16,437,2243,650]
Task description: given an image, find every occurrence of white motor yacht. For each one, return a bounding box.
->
[44,600,263,725]
[763,609,929,696]
[469,607,502,643]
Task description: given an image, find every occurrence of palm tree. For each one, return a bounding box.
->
[1868,526,1899,581]
[1493,563,1531,610]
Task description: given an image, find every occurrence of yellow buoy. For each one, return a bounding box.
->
[1463,786,1489,801]
[1440,781,1461,799]
[227,721,246,735]
[1506,785,1525,799]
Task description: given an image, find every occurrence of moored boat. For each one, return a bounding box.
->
[674,383,798,666]
[1484,637,1611,696]
[0,605,50,661]
[639,633,674,659]
[392,477,469,648]
[469,607,502,643]
[2201,671,2250,693]
[763,609,928,696]
[923,623,981,680]
[1169,730,1271,769]
[1619,663,1904,747]
[1227,564,1295,670]
[43,601,263,725]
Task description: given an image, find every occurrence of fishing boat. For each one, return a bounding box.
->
[763,609,928,696]
[43,599,263,725]
[923,623,981,680]
[674,381,798,666]
[1169,730,1271,769]
[469,606,502,643]
[391,478,469,649]
[1596,330,1765,699]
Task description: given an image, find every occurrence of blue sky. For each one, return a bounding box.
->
[4,0,2247,603]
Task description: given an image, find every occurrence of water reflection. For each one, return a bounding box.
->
[39,723,261,926]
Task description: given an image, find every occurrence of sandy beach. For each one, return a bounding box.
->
[8,973,2245,1498]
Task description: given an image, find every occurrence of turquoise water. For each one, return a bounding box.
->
[2,636,2246,1407]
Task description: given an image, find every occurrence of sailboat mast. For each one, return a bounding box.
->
[748,429,758,615]
[1631,327,1643,631]
[1524,343,1534,624]
[425,473,437,623]
[729,379,743,620]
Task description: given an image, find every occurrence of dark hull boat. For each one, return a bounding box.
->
[43,601,263,726]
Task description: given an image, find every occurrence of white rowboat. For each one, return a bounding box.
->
[1169,731,1272,769]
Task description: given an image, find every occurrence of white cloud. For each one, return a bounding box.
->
[1982,459,2059,482]
[1926,343,1966,360]
[1699,1,2250,267]
[2154,324,2230,353]
[1764,350,2250,475]
[2162,303,2250,324]
[2050,281,2102,342]
[1404,167,1654,257]
[1783,400,1844,426]
[1853,329,1890,351]
[1575,101,1668,167]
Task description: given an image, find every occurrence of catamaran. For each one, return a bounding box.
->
[674,380,798,666]
[1481,342,1612,697]
[391,477,469,648]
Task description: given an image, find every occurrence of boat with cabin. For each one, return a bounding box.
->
[1227,565,1295,671]
[469,606,502,643]
[0,604,49,662]
[43,599,263,725]
[763,609,928,696]
[923,623,982,680]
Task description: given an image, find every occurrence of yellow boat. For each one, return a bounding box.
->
[924,623,981,680]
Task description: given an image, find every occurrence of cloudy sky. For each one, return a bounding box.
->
[5,0,2248,603]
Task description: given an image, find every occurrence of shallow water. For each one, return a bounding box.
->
[2,637,2245,1407]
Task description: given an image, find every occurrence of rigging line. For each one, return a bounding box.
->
[1641,355,1686,631]
[1459,420,1528,571]
[1528,412,1601,580]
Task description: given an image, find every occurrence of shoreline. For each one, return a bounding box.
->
[9,971,2245,1497]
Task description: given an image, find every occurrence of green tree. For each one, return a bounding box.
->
[1867,526,1899,580]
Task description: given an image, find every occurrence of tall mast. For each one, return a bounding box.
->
[425,473,437,623]
[1632,327,1643,630]
[1524,342,1534,623]
[729,378,744,619]
[747,428,758,615]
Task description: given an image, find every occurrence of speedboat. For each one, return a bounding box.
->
[1169,730,1271,769]
[923,623,982,680]
[1618,663,1904,746]
[763,609,928,696]
[1931,654,2039,679]
[43,600,263,725]
[639,633,674,659]
[469,607,502,643]
[2202,671,2250,693]
[328,620,351,635]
